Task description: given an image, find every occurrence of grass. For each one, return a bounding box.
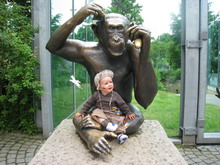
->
[132,90,220,136]
[132,90,180,137]
[205,104,220,132]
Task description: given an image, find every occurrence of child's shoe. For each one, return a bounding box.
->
[106,123,118,132]
[117,134,128,144]
[124,123,129,129]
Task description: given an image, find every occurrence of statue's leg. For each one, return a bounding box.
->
[72,116,117,155]
[125,103,144,134]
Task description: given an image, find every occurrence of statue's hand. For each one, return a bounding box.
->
[126,25,151,60]
[76,3,105,25]
[86,129,117,155]
[127,25,151,41]
[82,114,102,130]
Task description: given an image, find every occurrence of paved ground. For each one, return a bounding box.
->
[177,145,220,165]
[0,132,45,165]
[0,132,220,165]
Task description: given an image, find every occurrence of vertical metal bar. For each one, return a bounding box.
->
[180,0,200,144]
[34,0,53,137]
[207,25,211,86]
[179,0,186,137]
[197,0,208,143]
[71,0,77,112]
[218,23,220,87]
[32,0,42,129]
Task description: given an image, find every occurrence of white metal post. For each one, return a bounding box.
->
[180,0,200,144]
[33,0,53,138]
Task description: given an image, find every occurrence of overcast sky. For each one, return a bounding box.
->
[52,0,220,38]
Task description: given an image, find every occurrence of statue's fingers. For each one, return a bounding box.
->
[82,120,94,127]
[126,25,138,40]
[103,131,117,138]
[130,26,140,40]
[92,3,105,17]
[83,123,94,128]
[138,29,151,37]
[99,137,112,154]
[90,2,103,10]
[91,137,111,155]
[88,3,104,19]
[82,116,92,123]
[91,146,102,155]
[82,118,93,127]
[83,115,90,121]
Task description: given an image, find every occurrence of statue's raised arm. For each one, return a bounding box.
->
[46,3,105,62]
[127,25,158,109]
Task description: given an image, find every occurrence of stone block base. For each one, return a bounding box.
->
[29,119,187,165]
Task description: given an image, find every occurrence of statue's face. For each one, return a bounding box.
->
[100,14,130,56]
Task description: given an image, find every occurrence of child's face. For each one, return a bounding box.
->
[99,76,114,95]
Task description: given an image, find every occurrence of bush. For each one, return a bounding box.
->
[155,69,165,90]
[159,68,181,83]
[0,2,43,134]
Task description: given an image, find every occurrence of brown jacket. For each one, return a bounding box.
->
[80,91,132,116]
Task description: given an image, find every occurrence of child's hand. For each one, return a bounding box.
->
[75,112,84,118]
[126,113,136,120]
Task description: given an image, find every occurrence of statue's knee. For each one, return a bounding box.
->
[72,116,83,129]
[126,103,144,134]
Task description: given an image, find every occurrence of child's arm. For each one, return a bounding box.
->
[114,92,136,119]
[75,92,97,118]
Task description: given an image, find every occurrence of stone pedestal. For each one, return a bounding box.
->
[29,119,187,165]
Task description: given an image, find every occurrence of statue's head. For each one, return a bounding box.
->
[92,13,130,56]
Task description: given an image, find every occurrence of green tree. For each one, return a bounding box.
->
[106,0,144,25]
[168,13,181,69]
[51,14,62,33]
[208,2,219,73]
[75,25,95,42]
[0,1,43,134]
[150,10,181,85]
[151,33,173,70]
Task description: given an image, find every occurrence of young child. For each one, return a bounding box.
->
[75,69,135,144]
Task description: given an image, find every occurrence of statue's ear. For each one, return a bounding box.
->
[91,24,99,38]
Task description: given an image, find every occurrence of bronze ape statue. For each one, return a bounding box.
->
[46,3,157,155]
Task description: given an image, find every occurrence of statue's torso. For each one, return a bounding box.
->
[81,43,134,103]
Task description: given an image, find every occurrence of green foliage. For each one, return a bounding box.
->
[0,1,43,134]
[154,69,165,91]
[51,13,62,34]
[169,13,181,69]
[208,3,219,73]
[151,33,173,69]
[106,0,144,25]
[160,68,181,83]
[151,11,181,85]
[75,25,96,41]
